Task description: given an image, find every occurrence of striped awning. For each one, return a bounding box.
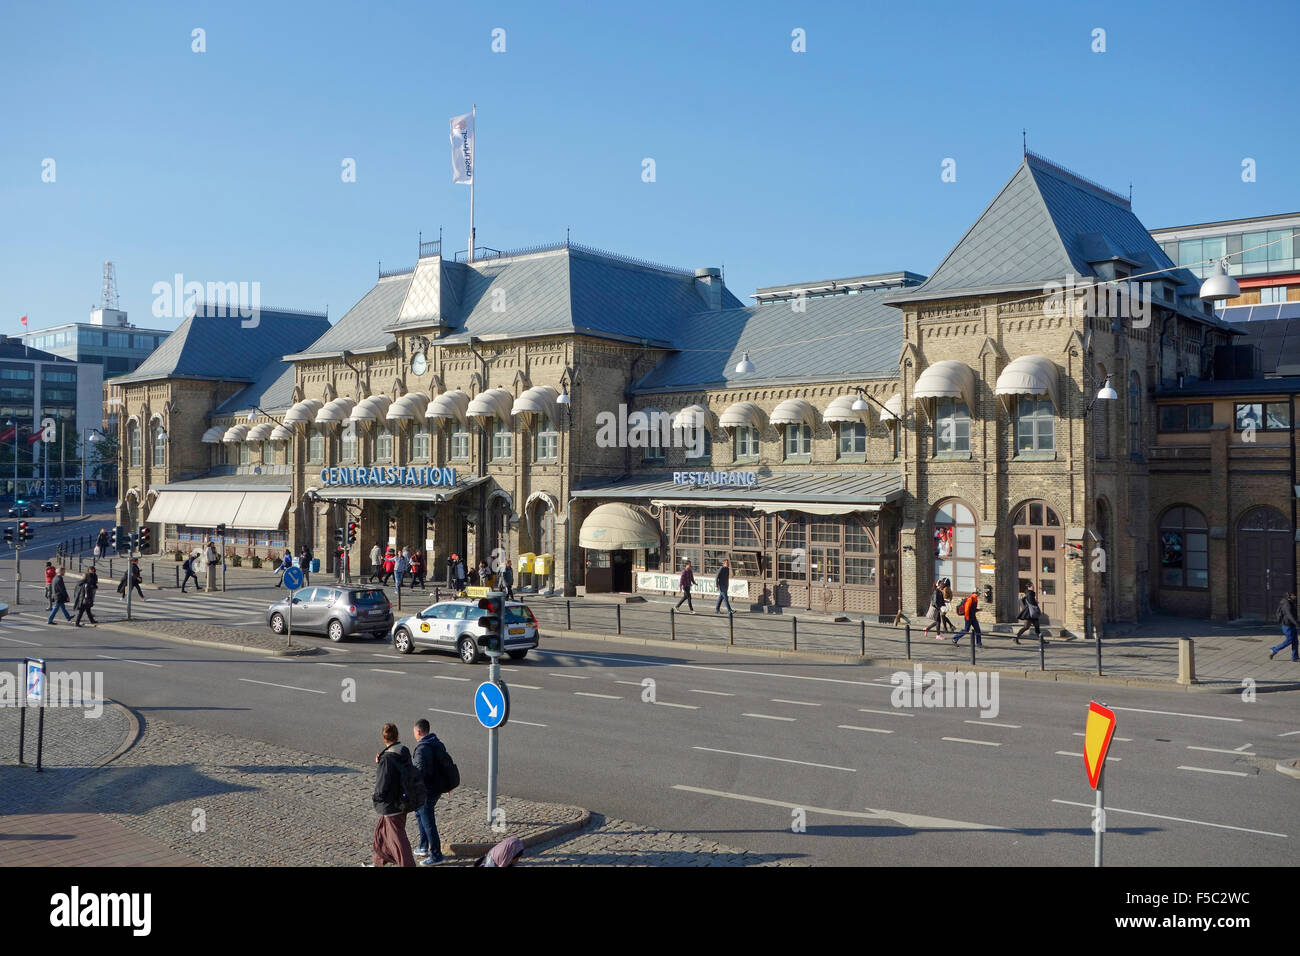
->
[770,398,817,427]
[426,390,470,425]
[995,355,1060,408]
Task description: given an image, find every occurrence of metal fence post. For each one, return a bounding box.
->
[729,611,734,645]
[860,619,866,656]
[904,622,911,660]
[970,632,976,666]
[792,616,798,651]
[1039,630,1046,671]
[176,565,180,589]
[616,603,621,635]
[434,586,441,603]
[566,599,572,631]
[670,606,676,641]
[150,563,155,584]
[1089,614,1101,676]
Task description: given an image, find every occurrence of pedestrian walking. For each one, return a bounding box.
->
[1270,590,1300,661]
[445,552,456,589]
[203,538,220,592]
[47,568,72,624]
[95,528,108,557]
[370,542,383,583]
[118,558,146,602]
[411,719,455,865]
[501,559,514,600]
[273,549,292,586]
[74,565,98,627]
[922,579,946,638]
[181,552,201,592]
[477,559,490,588]
[951,590,983,648]
[44,561,57,610]
[939,578,956,632]
[675,560,696,613]
[395,548,410,592]
[299,545,313,586]
[369,723,416,867]
[410,550,425,590]
[454,555,467,592]
[1013,583,1045,644]
[380,548,395,586]
[714,559,733,614]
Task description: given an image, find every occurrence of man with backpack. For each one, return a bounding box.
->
[412,718,459,866]
[951,590,984,648]
[369,722,418,867]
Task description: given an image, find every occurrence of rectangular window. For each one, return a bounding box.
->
[450,430,470,460]
[734,426,758,459]
[411,429,430,461]
[845,557,877,586]
[308,432,324,462]
[1159,405,1186,432]
[732,517,759,548]
[1186,404,1213,431]
[809,519,839,543]
[784,424,811,458]
[1260,286,1288,304]
[239,443,251,466]
[677,513,700,543]
[703,512,729,546]
[491,419,512,460]
[1015,396,1054,452]
[534,421,558,461]
[1236,402,1292,431]
[341,431,357,461]
[375,429,393,461]
[934,399,971,453]
[838,422,866,456]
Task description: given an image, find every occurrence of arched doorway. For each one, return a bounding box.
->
[1237,506,1292,620]
[931,499,978,597]
[1012,500,1064,625]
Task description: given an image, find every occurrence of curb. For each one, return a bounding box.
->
[1277,759,1300,781]
[443,808,594,858]
[94,699,143,769]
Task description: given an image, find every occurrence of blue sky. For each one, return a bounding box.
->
[2,0,1297,333]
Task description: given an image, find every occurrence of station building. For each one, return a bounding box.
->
[116,152,1300,632]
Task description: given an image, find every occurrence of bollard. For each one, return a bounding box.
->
[792,616,798,651]
[109,558,113,578]
[176,566,180,589]
[616,603,621,635]
[860,619,866,656]
[1088,615,1101,676]
[150,563,155,584]
[670,606,676,641]
[1039,630,1046,671]
[1177,637,1196,685]
[434,586,441,603]
[566,599,572,631]
[729,611,734,646]
[970,631,976,666]
[905,622,911,660]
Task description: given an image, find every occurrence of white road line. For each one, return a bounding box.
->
[97,654,162,668]
[1110,705,1241,723]
[613,680,645,686]
[1279,730,1300,737]
[1178,765,1249,778]
[370,668,405,675]
[508,683,541,690]
[838,725,893,734]
[1073,732,1133,742]
[673,784,1006,830]
[1051,799,1285,838]
[429,707,474,718]
[743,713,796,722]
[511,719,548,728]
[574,691,622,700]
[858,707,913,718]
[238,677,324,694]
[1056,751,1121,761]
[942,737,1000,747]
[547,650,888,688]
[690,747,856,773]
[1187,746,1254,756]
[317,662,348,668]
[0,635,41,645]
[690,689,734,697]
[965,720,1020,729]
[371,653,406,660]
[433,675,470,682]
[1234,743,1254,752]
[498,667,519,673]
[550,673,591,680]
[771,699,821,707]
[654,701,700,710]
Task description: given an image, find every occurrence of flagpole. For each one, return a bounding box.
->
[469,104,476,263]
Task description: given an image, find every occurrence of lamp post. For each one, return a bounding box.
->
[1082,366,1119,641]
[80,428,105,518]
[5,419,18,510]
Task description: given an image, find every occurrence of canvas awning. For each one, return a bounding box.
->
[282,398,323,425]
[426,390,470,425]
[246,422,275,442]
[995,354,1060,408]
[823,394,870,424]
[149,488,290,529]
[913,360,977,411]
[466,387,515,421]
[269,424,295,442]
[314,397,356,425]
[221,424,249,443]
[578,503,663,551]
[718,401,764,430]
[387,392,430,421]
[182,491,246,526]
[648,498,879,516]
[349,395,391,423]
[881,394,903,422]
[511,385,560,421]
[200,427,225,443]
[671,404,713,430]
[770,398,817,427]
[231,491,292,530]
[147,491,196,524]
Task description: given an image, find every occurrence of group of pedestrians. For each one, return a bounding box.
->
[439,553,516,598]
[672,558,736,615]
[367,544,426,591]
[921,579,1049,648]
[44,562,100,626]
[368,719,458,867]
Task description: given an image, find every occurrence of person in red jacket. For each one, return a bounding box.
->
[675,560,696,613]
[44,561,57,610]
[951,591,984,648]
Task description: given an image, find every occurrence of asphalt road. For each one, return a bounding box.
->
[3,599,1296,866]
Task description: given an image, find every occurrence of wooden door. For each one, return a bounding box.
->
[1013,501,1065,625]
[1237,507,1293,620]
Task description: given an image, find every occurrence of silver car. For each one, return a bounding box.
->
[390,599,540,663]
[267,586,393,642]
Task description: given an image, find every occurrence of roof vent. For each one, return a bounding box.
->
[695,267,721,279]
[694,268,723,310]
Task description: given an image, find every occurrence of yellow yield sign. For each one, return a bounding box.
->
[1083,701,1117,790]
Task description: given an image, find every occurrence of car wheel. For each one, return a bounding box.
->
[394,628,413,654]
[270,613,286,635]
[507,650,528,661]
[458,636,480,664]
[328,619,345,642]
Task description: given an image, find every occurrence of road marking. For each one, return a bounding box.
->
[673,785,1006,830]
[613,680,645,687]
[1187,746,1254,756]
[654,701,699,710]
[1051,799,1284,838]
[858,707,913,718]
[942,737,1000,747]
[690,747,855,773]
[965,720,1020,729]
[838,725,893,734]
[689,689,734,697]
[97,654,162,668]
[238,677,324,694]
[1073,732,1133,742]
[498,667,519,673]
[433,675,470,682]
[1178,765,1250,778]
[547,650,889,689]
[1234,743,1253,752]
[771,698,820,707]
[1056,751,1121,761]
[371,653,406,660]
[1109,705,1241,723]
[317,662,348,668]
[508,683,541,690]
[0,635,41,646]
[511,719,548,728]
[743,713,796,722]
[574,692,622,700]
[370,668,405,675]
[429,707,474,718]
[1279,731,1300,737]
[550,673,591,680]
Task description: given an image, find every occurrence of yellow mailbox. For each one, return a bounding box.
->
[534,553,553,575]
[518,552,536,574]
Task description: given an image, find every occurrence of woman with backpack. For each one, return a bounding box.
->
[368,723,416,867]
[939,579,955,632]
[1014,582,1045,644]
[923,579,946,639]
[950,589,983,648]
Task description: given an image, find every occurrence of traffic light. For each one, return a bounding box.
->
[138,526,151,552]
[112,524,126,552]
[128,531,139,551]
[215,523,226,537]
[335,525,345,548]
[476,594,503,655]
[18,521,30,544]
[347,521,358,546]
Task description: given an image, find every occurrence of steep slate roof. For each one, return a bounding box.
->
[111,309,330,385]
[631,291,903,393]
[288,272,413,358]
[213,361,298,416]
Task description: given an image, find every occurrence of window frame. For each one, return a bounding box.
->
[933,398,971,454]
[837,421,867,457]
[151,423,166,468]
[1158,506,1209,590]
[734,425,759,460]
[1234,401,1291,432]
[491,418,513,461]
[1015,396,1054,453]
[783,423,811,459]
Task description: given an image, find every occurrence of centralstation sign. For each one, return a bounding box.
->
[319,466,458,487]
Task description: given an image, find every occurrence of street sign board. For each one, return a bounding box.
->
[282,566,303,590]
[25,658,45,703]
[1083,700,1117,789]
[474,680,509,729]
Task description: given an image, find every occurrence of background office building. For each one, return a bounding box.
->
[0,336,94,501]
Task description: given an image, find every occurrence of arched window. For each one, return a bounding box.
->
[1128,371,1142,458]
[1094,364,1110,459]
[491,418,512,460]
[1016,397,1053,452]
[932,499,977,594]
[128,422,141,467]
[1159,506,1208,589]
[534,417,558,461]
[934,399,971,453]
[151,423,166,467]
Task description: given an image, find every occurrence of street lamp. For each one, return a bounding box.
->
[5,419,18,510]
[81,427,106,518]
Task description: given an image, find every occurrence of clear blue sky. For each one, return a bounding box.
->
[2,0,1297,333]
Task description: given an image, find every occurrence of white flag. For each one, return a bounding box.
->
[450,111,474,184]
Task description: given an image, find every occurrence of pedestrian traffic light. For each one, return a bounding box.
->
[128,531,139,551]
[347,521,358,546]
[476,594,503,655]
[138,526,151,552]
[17,521,30,543]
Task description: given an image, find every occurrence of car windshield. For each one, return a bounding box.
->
[419,605,439,618]
[349,589,386,604]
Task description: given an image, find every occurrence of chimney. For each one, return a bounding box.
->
[694,267,723,311]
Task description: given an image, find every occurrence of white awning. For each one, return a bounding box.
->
[427,390,470,425]
[200,427,225,443]
[578,503,662,550]
[913,360,977,411]
[995,354,1060,408]
[183,491,246,526]
[221,424,249,443]
[881,394,903,422]
[511,385,560,421]
[823,394,870,424]
[269,424,295,442]
[231,491,292,530]
[282,398,323,425]
[314,397,356,426]
[770,398,817,427]
[147,491,196,524]
[387,392,430,421]
[719,401,764,430]
[246,422,274,442]
[671,404,713,430]
[467,387,515,421]
[349,395,391,423]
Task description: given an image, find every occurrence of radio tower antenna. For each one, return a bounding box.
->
[100,261,119,310]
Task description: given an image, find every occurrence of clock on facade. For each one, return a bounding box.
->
[410,351,427,376]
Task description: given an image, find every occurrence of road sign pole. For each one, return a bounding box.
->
[287,586,293,649]
[487,651,500,825]
[1095,766,1104,868]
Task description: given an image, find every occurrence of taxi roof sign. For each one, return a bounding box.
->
[1083,701,1117,790]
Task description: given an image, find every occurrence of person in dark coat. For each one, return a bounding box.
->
[75,566,98,627]
[1014,583,1046,644]
[923,579,946,638]
[714,559,733,614]
[95,528,109,555]
[299,545,313,586]
[369,723,416,867]
[501,559,514,600]
[675,560,696,613]
[47,569,72,624]
[454,556,467,592]
[181,552,201,593]
[118,559,146,601]
[411,719,447,865]
[1270,591,1300,661]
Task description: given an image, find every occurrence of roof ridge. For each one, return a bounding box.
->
[1024,150,1130,209]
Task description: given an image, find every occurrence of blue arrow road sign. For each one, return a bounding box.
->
[475,680,509,729]
[282,566,303,590]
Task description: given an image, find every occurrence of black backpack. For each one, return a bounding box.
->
[390,748,427,813]
[428,738,460,794]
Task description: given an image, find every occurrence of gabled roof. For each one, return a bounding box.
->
[110,309,330,385]
[631,291,903,393]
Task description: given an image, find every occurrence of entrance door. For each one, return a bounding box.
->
[1013,501,1064,625]
[611,549,634,592]
[1237,507,1293,620]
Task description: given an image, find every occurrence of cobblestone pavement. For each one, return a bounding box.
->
[0,695,130,770]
